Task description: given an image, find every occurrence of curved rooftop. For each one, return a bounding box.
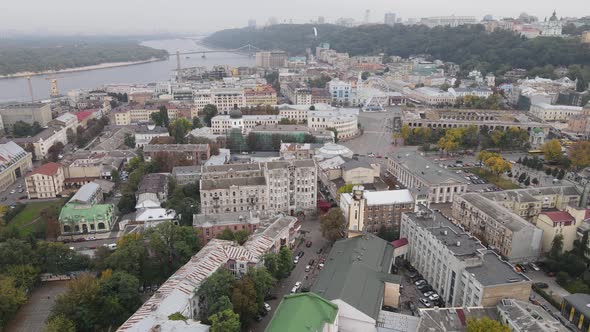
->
[318,143,353,158]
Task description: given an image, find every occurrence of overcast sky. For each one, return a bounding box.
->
[1,0,588,35]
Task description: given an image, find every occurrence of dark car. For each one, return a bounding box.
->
[306,241,312,248]
[316,248,323,254]
[309,259,315,266]
[534,282,549,289]
[547,271,557,277]
[298,251,304,258]
[417,284,433,292]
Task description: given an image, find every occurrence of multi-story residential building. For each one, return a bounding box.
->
[384,12,397,26]
[480,186,581,221]
[11,125,68,160]
[0,102,52,133]
[172,166,201,185]
[387,149,468,203]
[0,141,32,192]
[452,193,543,262]
[311,88,332,105]
[529,102,584,121]
[308,110,359,140]
[118,214,298,332]
[567,115,590,136]
[111,104,189,125]
[193,211,262,244]
[340,186,415,236]
[419,15,477,28]
[255,50,288,68]
[265,160,317,214]
[200,176,268,214]
[210,87,246,115]
[51,113,79,131]
[199,160,317,215]
[277,105,309,123]
[134,124,169,148]
[279,143,316,160]
[25,162,65,199]
[536,206,590,254]
[319,158,385,201]
[244,85,278,106]
[282,82,312,105]
[143,144,210,169]
[401,207,532,307]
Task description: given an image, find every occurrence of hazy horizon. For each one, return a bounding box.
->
[1,0,588,36]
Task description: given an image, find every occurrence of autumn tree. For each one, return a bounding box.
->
[320,208,346,242]
[45,314,76,332]
[569,141,590,170]
[467,317,510,332]
[541,139,562,162]
[231,277,258,325]
[437,128,462,154]
[168,118,192,143]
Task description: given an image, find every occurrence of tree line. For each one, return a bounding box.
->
[205,24,590,81]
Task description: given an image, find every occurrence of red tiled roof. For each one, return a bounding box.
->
[391,238,408,248]
[542,211,574,226]
[29,162,61,176]
[75,110,94,122]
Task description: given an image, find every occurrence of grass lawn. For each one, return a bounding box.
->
[467,168,521,190]
[7,200,63,237]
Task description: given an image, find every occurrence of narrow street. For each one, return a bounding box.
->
[251,214,332,332]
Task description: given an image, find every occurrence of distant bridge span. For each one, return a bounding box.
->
[176,44,263,55]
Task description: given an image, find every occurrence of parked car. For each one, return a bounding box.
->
[417,284,433,292]
[423,291,436,297]
[419,298,432,308]
[298,251,305,258]
[547,271,557,277]
[309,259,315,266]
[429,294,440,301]
[305,265,311,272]
[382,305,398,312]
[316,248,323,254]
[306,241,312,247]
[318,263,324,270]
[529,263,540,271]
[264,303,271,311]
[534,282,549,289]
[293,257,299,264]
[414,279,427,286]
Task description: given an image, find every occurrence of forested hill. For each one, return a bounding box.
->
[0,37,169,75]
[205,24,590,75]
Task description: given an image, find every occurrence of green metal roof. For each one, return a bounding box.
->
[311,234,399,320]
[59,203,114,224]
[265,293,338,332]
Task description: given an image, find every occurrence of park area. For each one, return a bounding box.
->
[467,167,521,190]
[2,200,63,238]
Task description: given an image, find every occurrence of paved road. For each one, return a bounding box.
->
[525,270,570,300]
[251,215,331,332]
[342,111,398,156]
[5,281,69,332]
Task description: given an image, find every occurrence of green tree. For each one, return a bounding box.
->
[117,193,136,214]
[227,128,248,153]
[337,183,355,197]
[217,228,235,241]
[110,169,120,184]
[209,309,240,332]
[541,139,562,162]
[0,275,27,328]
[45,314,76,332]
[326,127,339,143]
[124,133,136,148]
[203,104,219,127]
[6,264,39,291]
[197,269,235,319]
[12,121,33,137]
[320,208,346,242]
[50,274,104,332]
[192,117,203,129]
[234,230,250,245]
[467,317,510,332]
[247,268,275,310]
[550,234,564,258]
[276,247,294,279]
[208,296,233,318]
[231,277,258,325]
[47,142,65,162]
[169,118,192,143]
[263,252,279,278]
[66,128,76,144]
[98,271,142,326]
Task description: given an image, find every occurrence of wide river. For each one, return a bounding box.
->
[0,38,255,103]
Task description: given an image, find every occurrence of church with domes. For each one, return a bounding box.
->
[540,11,563,37]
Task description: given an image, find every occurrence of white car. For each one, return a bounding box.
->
[429,294,440,301]
[293,257,299,264]
[295,281,302,289]
[305,265,311,272]
[291,286,298,294]
[264,303,271,311]
[419,298,432,308]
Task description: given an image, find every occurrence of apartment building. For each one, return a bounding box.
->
[199,160,317,215]
[452,193,543,262]
[340,186,415,236]
[311,88,332,105]
[134,125,170,148]
[210,111,280,135]
[481,186,581,222]
[244,85,278,106]
[0,141,33,192]
[407,87,456,105]
[282,82,312,105]
[255,50,288,68]
[0,102,52,132]
[536,206,590,254]
[419,15,478,28]
[25,162,65,199]
[529,102,584,121]
[328,79,357,105]
[387,149,468,203]
[210,87,246,115]
[112,104,187,125]
[11,125,68,160]
[193,211,262,244]
[401,207,532,307]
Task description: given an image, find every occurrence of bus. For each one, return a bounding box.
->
[528,149,543,155]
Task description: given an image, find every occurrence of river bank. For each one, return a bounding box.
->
[0,58,166,79]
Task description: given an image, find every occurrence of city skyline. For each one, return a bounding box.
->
[1,0,588,35]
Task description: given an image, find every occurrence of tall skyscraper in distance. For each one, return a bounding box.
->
[364,9,370,24]
[385,12,397,26]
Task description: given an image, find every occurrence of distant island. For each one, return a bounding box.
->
[205,24,590,79]
[0,37,169,76]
